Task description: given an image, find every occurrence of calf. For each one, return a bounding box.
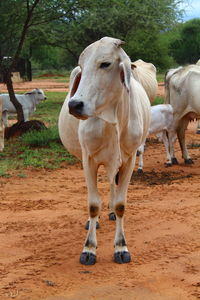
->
[1,88,46,127]
[137,104,176,172]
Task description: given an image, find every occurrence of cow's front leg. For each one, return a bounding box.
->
[80,157,100,265]
[113,155,135,264]
[108,182,117,220]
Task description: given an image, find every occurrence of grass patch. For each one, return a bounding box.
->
[33,91,67,124]
[1,91,79,175]
[151,96,164,106]
[21,126,59,147]
[157,72,165,83]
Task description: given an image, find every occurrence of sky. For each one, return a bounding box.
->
[181,0,200,21]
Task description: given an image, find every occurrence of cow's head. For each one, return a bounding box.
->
[25,88,47,103]
[68,37,132,124]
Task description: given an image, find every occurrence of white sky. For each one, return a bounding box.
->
[181,0,200,21]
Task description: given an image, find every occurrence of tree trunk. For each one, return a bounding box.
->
[3,71,24,124]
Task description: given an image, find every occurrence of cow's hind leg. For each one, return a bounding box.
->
[80,157,100,265]
[113,155,136,264]
[177,118,193,164]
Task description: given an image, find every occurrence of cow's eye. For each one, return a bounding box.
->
[100,62,111,69]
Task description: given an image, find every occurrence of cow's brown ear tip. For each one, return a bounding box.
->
[131,63,137,70]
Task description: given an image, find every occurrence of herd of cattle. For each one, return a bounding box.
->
[1,37,200,265]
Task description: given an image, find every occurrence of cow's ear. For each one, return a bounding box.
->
[69,66,82,98]
[119,60,131,93]
[25,90,34,95]
[119,49,131,93]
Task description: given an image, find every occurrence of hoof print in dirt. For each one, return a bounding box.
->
[85,220,100,230]
[185,158,194,165]
[109,212,116,221]
[80,252,96,265]
[114,251,131,264]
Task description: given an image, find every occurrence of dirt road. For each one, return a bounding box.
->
[0,80,200,300]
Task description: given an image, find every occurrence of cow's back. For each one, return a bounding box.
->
[168,65,200,119]
[132,59,158,102]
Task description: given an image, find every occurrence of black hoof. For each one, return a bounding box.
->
[114,251,131,264]
[85,220,100,230]
[184,158,194,165]
[137,168,144,174]
[136,150,140,157]
[80,252,96,265]
[172,157,179,165]
[109,212,116,221]
[165,162,172,167]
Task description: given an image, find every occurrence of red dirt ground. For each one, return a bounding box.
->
[0,80,200,300]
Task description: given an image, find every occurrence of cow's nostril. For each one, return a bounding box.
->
[68,100,84,116]
[76,101,84,109]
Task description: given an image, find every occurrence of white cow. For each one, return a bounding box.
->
[0,96,4,151]
[1,88,47,127]
[59,37,150,265]
[137,104,176,172]
[131,59,158,103]
[196,60,200,134]
[165,64,200,164]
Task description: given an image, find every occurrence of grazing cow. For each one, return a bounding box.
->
[137,104,176,172]
[0,96,4,151]
[1,88,47,127]
[165,64,200,164]
[59,37,150,265]
[131,59,158,103]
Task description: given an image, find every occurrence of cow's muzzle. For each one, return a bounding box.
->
[68,100,87,120]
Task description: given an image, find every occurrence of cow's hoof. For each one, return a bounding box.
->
[137,168,144,174]
[109,212,116,221]
[172,157,179,165]
[136,150,140,157]
[114,251,131,264]
[165,162,172,167]
[85,221,100,230]
[185,158,194,165]
[80,252,96,265]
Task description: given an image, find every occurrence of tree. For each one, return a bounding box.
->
[0,0,80,123]
[170,18,200,65]
[0,0,41,123]
[44,0,185,69]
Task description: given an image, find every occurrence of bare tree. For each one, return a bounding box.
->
[1,0,41,124]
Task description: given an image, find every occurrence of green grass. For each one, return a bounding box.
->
[151,96,164,106]
[0,91,79,176]
[157,72,165,83]
[33,91,67,124]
